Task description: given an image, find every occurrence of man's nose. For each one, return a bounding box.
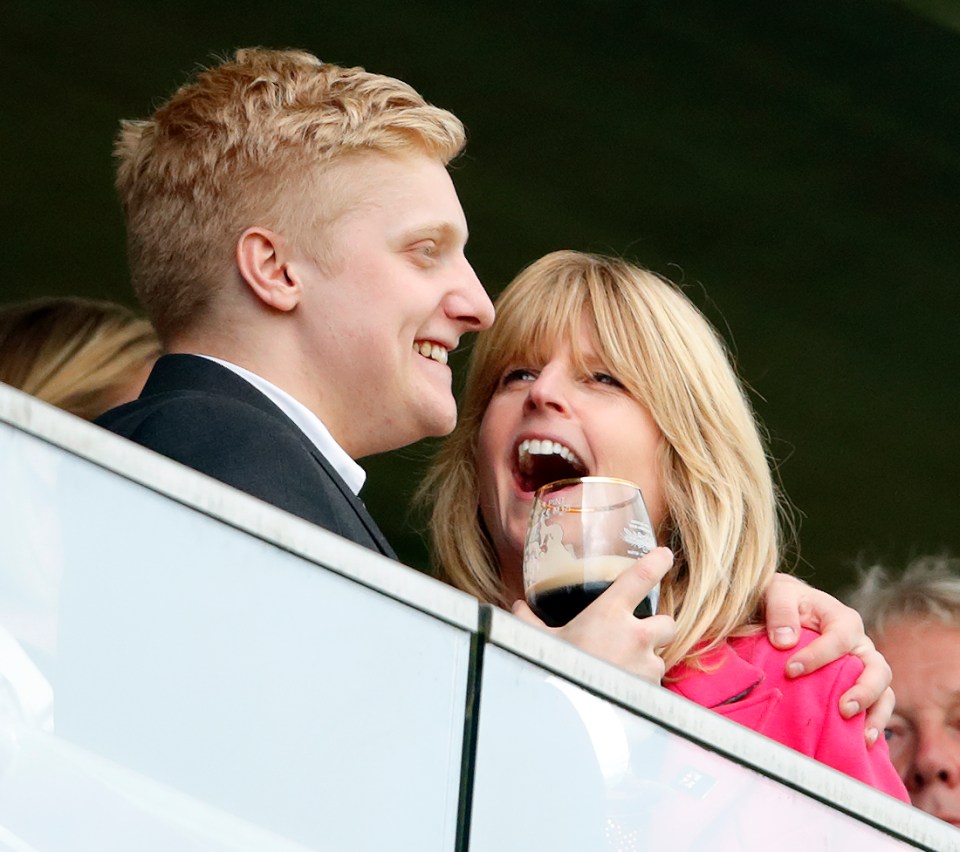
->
[909,727,960,792]
[445,261,495,331]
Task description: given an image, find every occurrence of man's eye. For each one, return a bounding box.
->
[592,371,624,388]
[411,241,438,259]
[885,717,909,741]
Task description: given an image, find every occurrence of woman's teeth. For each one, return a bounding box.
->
[414,341,449,365]
[517,438,584,471]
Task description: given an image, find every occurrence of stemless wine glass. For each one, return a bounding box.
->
[522,476,658,627]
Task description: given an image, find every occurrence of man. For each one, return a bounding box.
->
[97,48,495,556]
[97,48,892,728]
[848,555,960,825]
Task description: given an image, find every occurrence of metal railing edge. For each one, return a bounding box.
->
[0,382,480,634]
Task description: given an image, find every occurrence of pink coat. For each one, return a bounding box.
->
[666,627,909,802]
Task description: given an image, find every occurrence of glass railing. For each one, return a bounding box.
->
[0,382,953,851]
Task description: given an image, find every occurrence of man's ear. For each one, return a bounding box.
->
[236,227,302,312]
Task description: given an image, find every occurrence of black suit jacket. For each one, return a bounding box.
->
[96,354,396,558]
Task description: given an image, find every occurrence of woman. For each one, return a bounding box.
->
[423,250,906,797]
[0,297,160,420]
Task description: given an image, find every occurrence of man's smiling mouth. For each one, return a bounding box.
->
[414,340,449,365]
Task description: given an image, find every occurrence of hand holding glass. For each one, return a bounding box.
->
[523,477,658,627]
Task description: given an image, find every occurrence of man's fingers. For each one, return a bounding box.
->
[762,574,873,656]
[762,573,808,649]
[784,612,894,746]
[784,629,851,678]
[837,646,893,719]
[861,687,896,748]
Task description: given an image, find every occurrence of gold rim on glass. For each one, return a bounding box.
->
[535,476,646,513]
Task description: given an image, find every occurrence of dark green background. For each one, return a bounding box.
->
[3,1,957,592]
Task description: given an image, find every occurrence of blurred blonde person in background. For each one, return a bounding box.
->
[0,297,159,420]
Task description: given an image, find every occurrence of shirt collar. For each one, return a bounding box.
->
[195,355,366,496]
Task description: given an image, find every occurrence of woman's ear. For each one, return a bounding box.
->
[235,227,302,312]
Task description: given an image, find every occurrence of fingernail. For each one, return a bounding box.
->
[786,661,804,678]
[866,727,879,747]
[843,700,861,717]
[773,627,797,646]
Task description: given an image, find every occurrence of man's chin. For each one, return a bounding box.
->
[419,399,458,439]
[383,411,457,450]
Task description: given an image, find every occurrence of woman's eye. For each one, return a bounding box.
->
[502,368,536,385]
[591,371,624,388]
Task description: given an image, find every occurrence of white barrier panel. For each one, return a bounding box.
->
[1,383,956,851]
[471,609,957,851]
[0,386,477,851]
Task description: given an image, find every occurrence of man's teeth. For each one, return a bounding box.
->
[414,341,449,365]
[517,438,584,469]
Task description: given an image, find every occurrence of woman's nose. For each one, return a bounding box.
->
[523,366,570,414]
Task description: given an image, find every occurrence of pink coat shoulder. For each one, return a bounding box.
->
[668,629,908,802]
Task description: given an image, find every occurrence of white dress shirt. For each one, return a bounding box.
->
[196,355,366,496]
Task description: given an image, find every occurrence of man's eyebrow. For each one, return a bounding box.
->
[897,686,960,716]
[401,222,465,244]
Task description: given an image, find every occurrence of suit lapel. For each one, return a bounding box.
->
[142,355,397,559]
[298,441,397,559]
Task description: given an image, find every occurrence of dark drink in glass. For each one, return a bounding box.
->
[523,478,658,627]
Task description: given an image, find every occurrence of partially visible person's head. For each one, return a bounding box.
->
[423,251,785,669]
[117,47,493,457]
[0,297,160,420]
[116,47,468,340]
[848,555,960,824]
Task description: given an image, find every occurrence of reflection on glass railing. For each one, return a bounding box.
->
[0,387,953,851]
[471,646,923,851]
[0,431,63,700]
[0,415,472,851]
[0,718,316,852]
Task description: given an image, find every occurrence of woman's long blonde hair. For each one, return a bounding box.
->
[0,297,160,420]
[421,251,792,670]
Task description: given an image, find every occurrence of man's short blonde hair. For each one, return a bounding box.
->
[115,48,466,339]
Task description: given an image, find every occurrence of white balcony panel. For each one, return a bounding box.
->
[0,407,472,851]
[470,610,955,851]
